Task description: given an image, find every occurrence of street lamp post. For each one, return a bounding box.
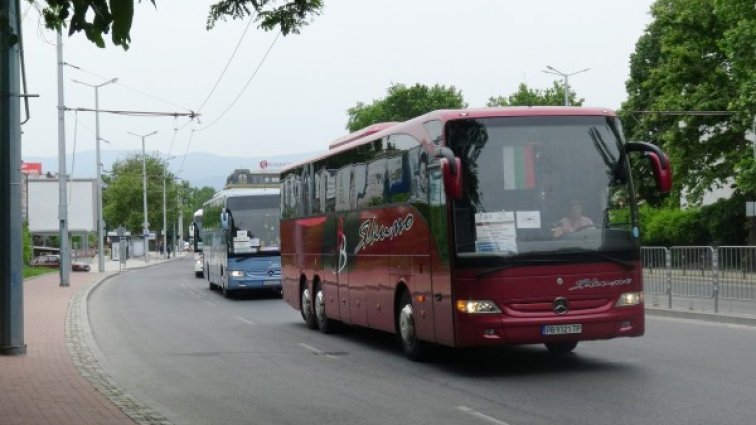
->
[72,77,117,273]
[160,157,176,260]
[542,65,590,106]
[163,169,167,259]
[128,130,158,262]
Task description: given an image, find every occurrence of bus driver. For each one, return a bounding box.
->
[551,200,594,238]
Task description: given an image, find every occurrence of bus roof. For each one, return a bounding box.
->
[210,187,281,200]
[282,106,617,173]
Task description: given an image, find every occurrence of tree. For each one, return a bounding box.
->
[487,82,584,107]
[37,0,324,49]
[103,153,179,235]
[174,181,215,242]
[620,0,755,206]
[346,83,466,132]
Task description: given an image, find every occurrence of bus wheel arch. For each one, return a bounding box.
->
[220,266,231,298]
[206,262,215,290]
[314,276,337,334]
[300,275,317,329]
[395,285,431,361]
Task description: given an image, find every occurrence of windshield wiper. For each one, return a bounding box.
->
[558,249,634,270]
[476,251,634,278]
[477,258,571,279]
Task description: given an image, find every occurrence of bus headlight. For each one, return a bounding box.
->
[456,300,502,314]
[615,292,643,307]
[229,270,245,278]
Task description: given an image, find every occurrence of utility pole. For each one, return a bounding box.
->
[1,0,26,354]
[128,130,157,262]
[56,31,70,286]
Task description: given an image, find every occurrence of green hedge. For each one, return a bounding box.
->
[639,193,748,246]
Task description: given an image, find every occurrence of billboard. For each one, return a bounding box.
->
[27,179,96,234]
[21,162,42,175]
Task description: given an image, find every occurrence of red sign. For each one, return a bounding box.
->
[21,162,42,175]
[258,160,290,170]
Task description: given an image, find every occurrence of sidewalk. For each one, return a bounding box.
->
[0,252,182,425]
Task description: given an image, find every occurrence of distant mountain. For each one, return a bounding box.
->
[23,150,322,191]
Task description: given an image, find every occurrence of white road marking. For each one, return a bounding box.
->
[236,316,255,326]
[456,406,513,425]
[204,301,216,307]
[298,342,339,359]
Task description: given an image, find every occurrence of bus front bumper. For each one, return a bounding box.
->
[227,275,282,291]
[453,305,645,347]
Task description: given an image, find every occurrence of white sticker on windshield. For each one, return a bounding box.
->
[475,211,518,254]
[516,211,541,229]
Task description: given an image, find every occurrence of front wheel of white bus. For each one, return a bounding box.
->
[397,291,431,361]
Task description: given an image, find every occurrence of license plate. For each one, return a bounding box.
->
[263,280,280,286]
[542,324,582,335]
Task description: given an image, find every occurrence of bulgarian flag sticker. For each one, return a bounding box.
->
[502,145,536,190]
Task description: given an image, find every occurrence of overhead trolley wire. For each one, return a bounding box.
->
[192,30,282,133]
[195,15,255,113]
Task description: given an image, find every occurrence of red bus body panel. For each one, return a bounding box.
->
[281,106,646,350]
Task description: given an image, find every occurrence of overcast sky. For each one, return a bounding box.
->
[20,0,655,173]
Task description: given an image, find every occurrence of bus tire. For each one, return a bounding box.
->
[545,341,578,354]
[315,282,337,334]
[300,284,317,330]
[396,290,431,361]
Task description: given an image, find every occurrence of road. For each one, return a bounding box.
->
[88,258,756,425]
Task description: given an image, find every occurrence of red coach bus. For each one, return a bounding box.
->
[280,107,671,360]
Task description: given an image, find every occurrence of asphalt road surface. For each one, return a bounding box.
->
[88,258,756,425]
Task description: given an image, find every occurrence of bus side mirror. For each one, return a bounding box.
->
[221,211,229,230]
[436,147,462,200]
[625,142,672,193]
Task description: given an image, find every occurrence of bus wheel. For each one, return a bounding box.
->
[315,283,336,334]
[221,281,232,299]
[545,341,578,354]
[300,285,317,329]
[397,291,430,361]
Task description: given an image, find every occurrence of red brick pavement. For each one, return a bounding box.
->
[0,271,137,425]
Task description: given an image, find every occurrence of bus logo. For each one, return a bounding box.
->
[354,213,415,254]
[553,297,569,315]
[337,216,348,274]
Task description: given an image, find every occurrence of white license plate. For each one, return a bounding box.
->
[263,280,280,286]
[542,324,582,335]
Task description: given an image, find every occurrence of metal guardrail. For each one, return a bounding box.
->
[642,246,756,314]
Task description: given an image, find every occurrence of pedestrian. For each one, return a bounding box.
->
[167,243,172,259]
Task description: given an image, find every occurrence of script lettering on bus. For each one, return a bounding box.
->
[337,216,348,274]
[354,213,415,254]
[568,278,632,291]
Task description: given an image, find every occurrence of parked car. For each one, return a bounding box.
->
[30,254,91,272]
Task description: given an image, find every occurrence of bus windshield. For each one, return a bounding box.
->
[447,115,637,262]
[227,194,281,252]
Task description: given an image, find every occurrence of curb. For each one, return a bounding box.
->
[646,307,756,327]
[65,265,175,425]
